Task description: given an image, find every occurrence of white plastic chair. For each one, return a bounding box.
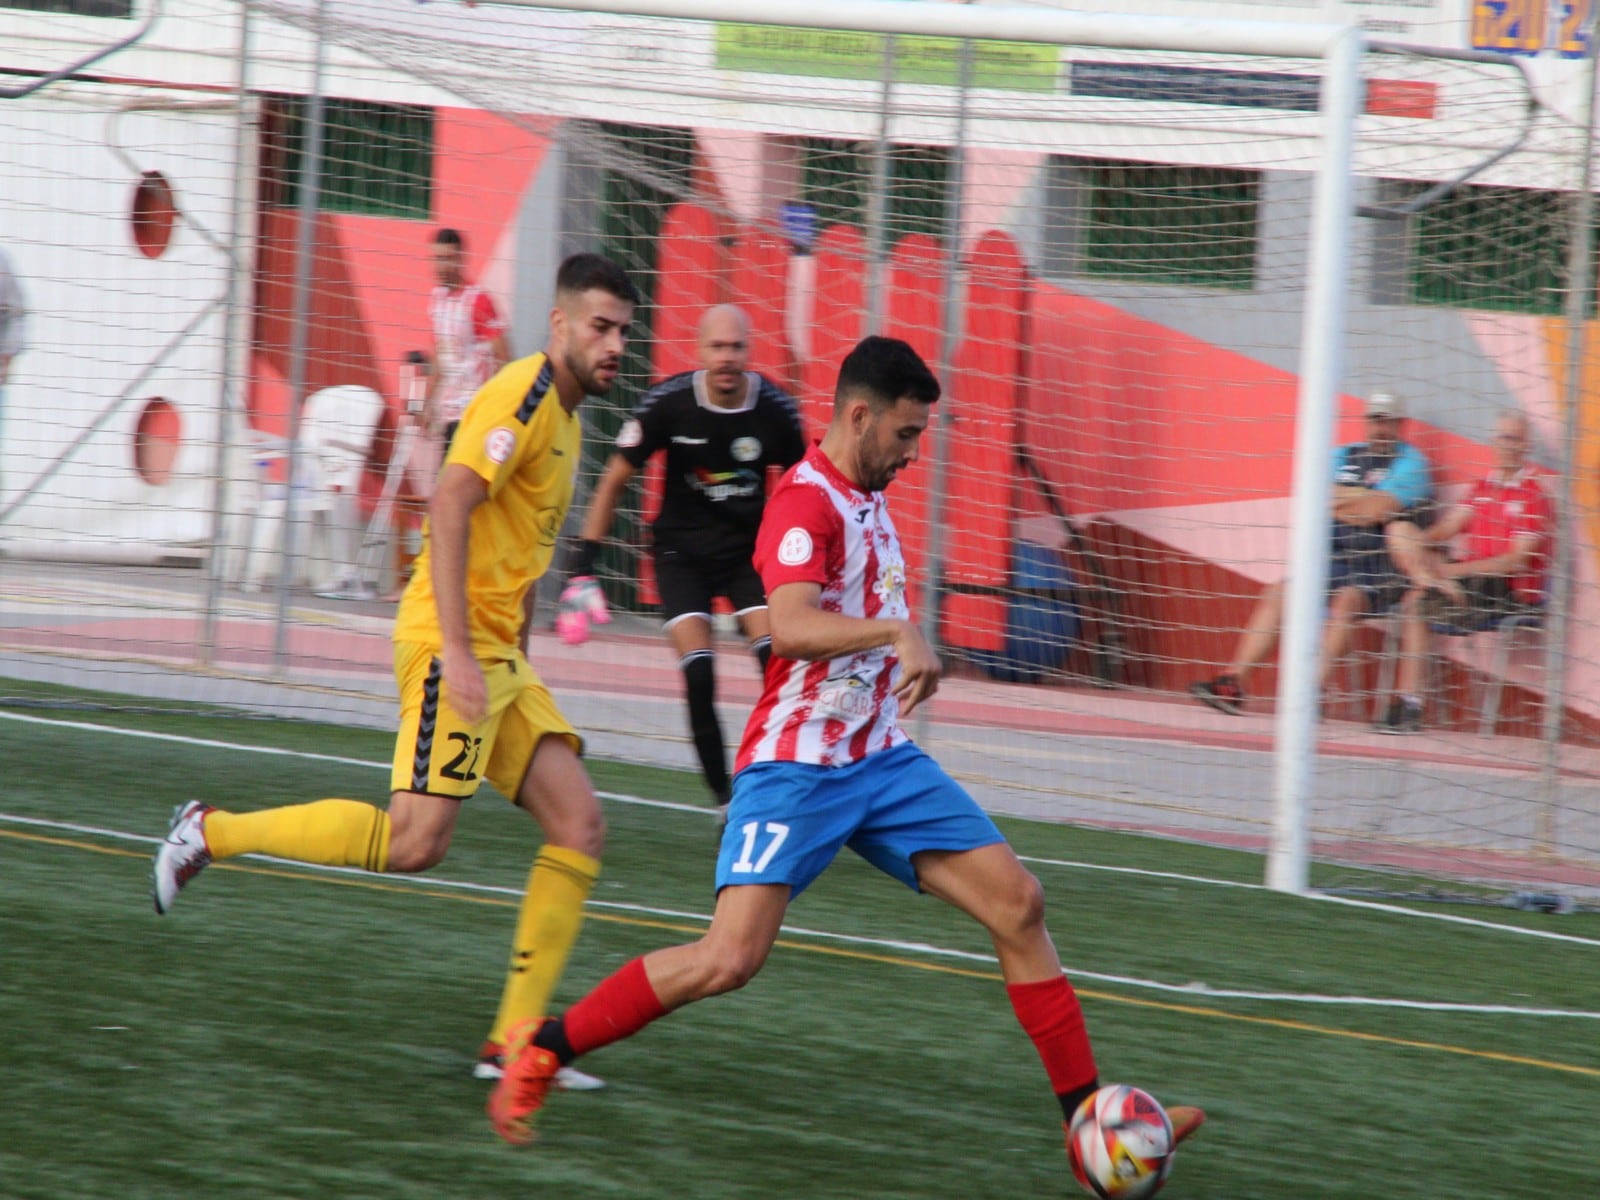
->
[221,425,287,591]
[297,385,387,596]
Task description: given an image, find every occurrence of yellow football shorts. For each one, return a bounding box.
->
[390,641,582,801]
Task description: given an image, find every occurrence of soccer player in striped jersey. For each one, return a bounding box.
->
[486,336,1206,1166]
[151,253,640,1095]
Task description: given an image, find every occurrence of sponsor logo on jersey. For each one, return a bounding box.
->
[731,436,761,462]
[486,427,516,464]
[817,671,876,719]
[778,527,813,566]
[672,435,709,445]
[691,467,760,502]
[617,418,643,449]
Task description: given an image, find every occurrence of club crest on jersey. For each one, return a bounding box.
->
[486,426,516,464]
[778,527,813,566]
[617,418,643,449]
[731,436,762,463]
[874,562,906,608]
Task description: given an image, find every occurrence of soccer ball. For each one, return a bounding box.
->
[1065,1085,1175,1200]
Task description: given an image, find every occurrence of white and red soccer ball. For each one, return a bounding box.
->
[1066,1085,1176,1200]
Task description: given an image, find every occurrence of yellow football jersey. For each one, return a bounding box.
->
[393,352,581,658]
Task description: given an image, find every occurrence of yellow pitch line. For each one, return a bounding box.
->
[10,826,1600,1081]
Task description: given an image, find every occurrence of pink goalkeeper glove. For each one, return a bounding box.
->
[556,576,610,645]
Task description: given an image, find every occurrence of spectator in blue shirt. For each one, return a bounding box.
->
[1191,390,1431,715]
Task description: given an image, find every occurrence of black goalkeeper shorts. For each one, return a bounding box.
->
[651,544,767,626]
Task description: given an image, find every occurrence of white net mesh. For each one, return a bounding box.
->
[2,0,1596,899]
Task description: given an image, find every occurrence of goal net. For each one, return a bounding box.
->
[2,0,1596,902]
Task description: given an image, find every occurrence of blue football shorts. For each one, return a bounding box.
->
[714,740,1005,897]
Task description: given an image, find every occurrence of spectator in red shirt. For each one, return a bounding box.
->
[427,227,510,453]
[1377,410,1553,733]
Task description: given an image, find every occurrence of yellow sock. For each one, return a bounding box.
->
[204,799,391,872]
[487,845,600,1046]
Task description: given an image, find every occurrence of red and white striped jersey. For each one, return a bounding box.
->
[430,283,506,423]
[736,443,912,770]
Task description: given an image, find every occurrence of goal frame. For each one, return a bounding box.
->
[491,0,1366,895]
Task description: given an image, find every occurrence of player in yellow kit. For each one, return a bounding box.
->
[152,253,640,1092]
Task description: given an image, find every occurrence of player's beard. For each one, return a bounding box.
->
[566,348,621,397]
[857,439,903,493]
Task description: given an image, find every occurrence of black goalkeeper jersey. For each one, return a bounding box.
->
[615,369,807,559]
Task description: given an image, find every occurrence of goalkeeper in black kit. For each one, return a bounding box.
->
[558,304,807,818]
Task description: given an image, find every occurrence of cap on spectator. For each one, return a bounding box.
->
[1365,390,1405,419]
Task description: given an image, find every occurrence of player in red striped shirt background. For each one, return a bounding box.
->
[428,226,510,452]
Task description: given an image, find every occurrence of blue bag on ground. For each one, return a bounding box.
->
[971,541,1079,684]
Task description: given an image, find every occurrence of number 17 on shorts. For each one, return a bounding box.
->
[728,821,790,876]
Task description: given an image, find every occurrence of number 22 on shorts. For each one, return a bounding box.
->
[729,821,790,875]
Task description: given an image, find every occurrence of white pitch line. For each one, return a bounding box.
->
[3,807,1597,1021]
[0,708,707,814]
[3,707,1598,949]
[1020,854,1268,891]
[1017,854,1600,947]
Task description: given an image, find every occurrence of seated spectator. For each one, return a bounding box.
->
[1373,410,1552,734]
[1191,389,1431,714]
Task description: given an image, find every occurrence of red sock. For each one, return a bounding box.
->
[564,957,669,1057]
[1007,975,1098,1097]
